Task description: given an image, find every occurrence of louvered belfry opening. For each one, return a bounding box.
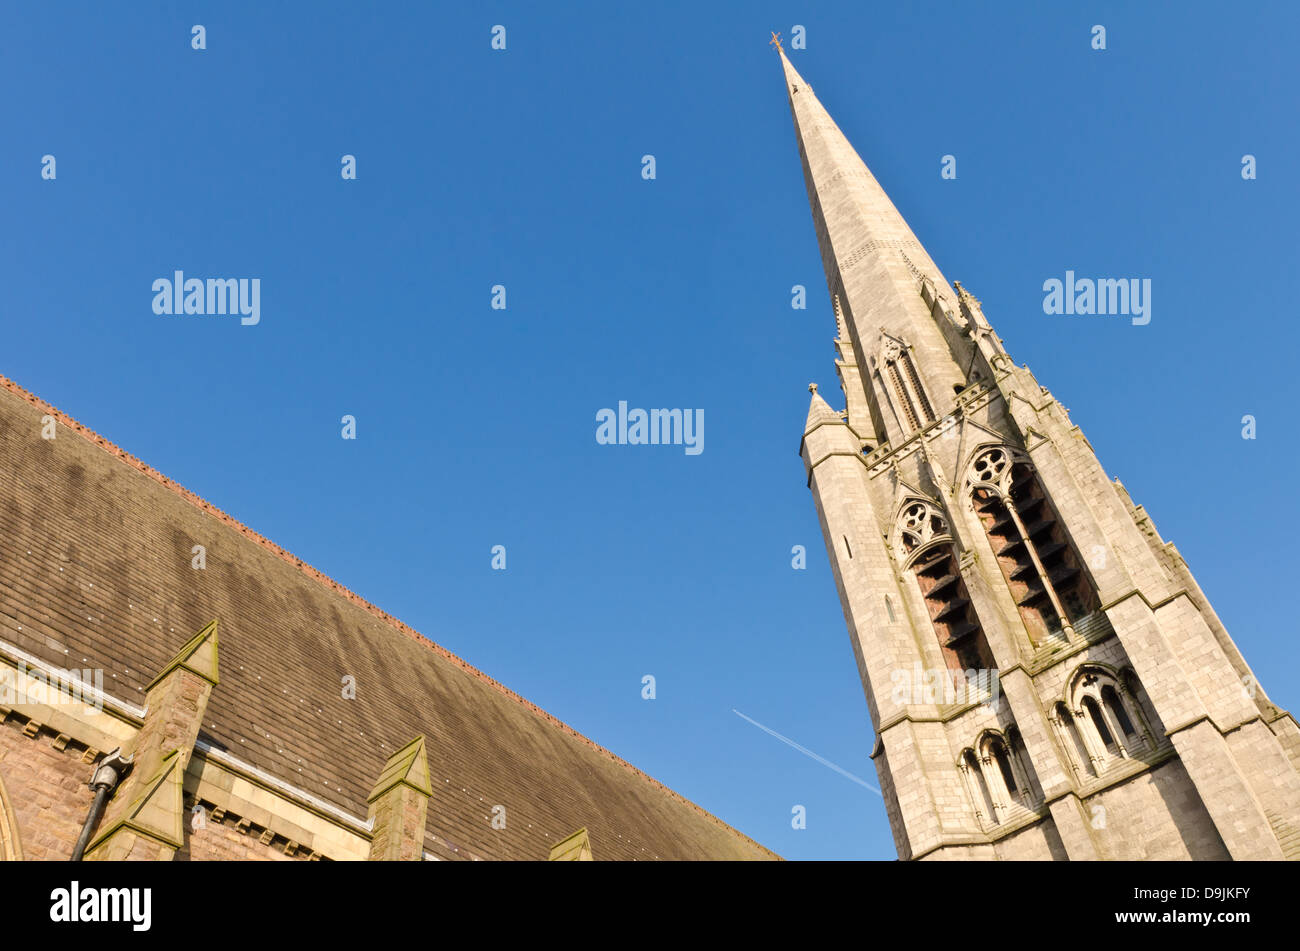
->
[973,485,1061,641]
[972,455,1099,643]
[911,545,995,673]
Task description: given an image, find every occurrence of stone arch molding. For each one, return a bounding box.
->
[0,770,23,861]
[891,496,950,567]
[961,441,1101,642]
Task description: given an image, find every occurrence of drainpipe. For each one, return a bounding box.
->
[70,747,132,861]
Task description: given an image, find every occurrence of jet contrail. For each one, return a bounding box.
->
[732,708,880,796]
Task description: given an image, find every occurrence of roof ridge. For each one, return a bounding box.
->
[0,372,779,859]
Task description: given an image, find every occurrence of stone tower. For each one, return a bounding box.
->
[781,48,1300,860]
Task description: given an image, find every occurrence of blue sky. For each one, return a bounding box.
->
[4,2,1297,860]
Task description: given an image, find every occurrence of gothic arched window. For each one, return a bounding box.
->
[1102,684,1136,739]
[993,741,1019,794]
[1005,726,1041,802]
[879,337,935,434]
[1083,697,1117,752]
[893,499,995,675]
[962,728,1042,829]
[966,446,1100,644]
[961,749,996,827]
[1062,665,1154,774]
[1051,701,1095,779]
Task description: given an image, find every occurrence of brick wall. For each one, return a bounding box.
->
[0,709,314,862]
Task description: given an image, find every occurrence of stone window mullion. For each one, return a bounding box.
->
[1096,698,1131,759]
[959,759,985,827]
[1117,684,1155,749]
[978,752,1007,822]
[1003,498,1074,639]
[962,752,995,828]
[1005,733,1035,804]
[1051,708,1081,779]
[1053,703,1094,779]
[1074,706,1109,771]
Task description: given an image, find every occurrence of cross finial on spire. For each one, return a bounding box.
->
[769,31,783,53]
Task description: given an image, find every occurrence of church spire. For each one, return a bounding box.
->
[777,49,972,446]
[788,51,1300,862]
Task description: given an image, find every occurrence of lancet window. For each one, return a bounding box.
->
[879,337,935,434]
[959,728,1041,828]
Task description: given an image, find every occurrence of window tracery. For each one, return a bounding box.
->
[1053,665,1155,776]
[893,499,994,673]
[966,446,1099,644]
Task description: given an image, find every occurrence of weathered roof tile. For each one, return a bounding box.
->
[0,374,777,861]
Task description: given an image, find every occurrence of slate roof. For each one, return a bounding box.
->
[0,374,778,860]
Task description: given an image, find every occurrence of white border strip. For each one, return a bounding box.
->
[0,635,372,836]
[193,738,375,835]
[0,635,146,719]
